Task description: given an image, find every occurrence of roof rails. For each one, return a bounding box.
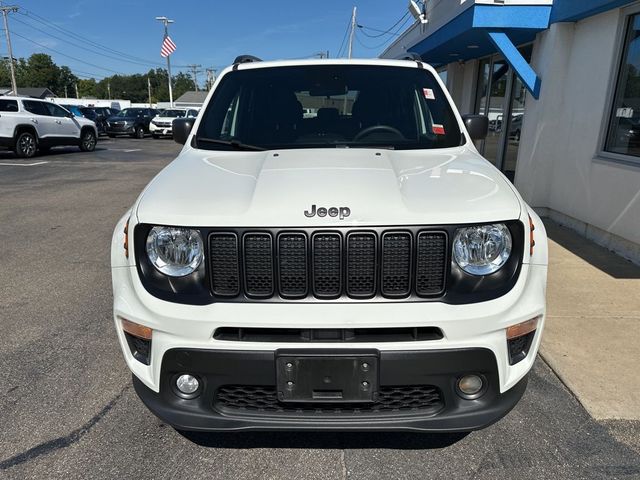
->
[233,55,263,65]
[397,52,423,61]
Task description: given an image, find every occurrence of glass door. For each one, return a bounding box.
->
[474,46,531,181]
[502,76,527,182]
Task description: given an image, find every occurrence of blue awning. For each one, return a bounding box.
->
[551,0,636,23]
[408,4,551,99]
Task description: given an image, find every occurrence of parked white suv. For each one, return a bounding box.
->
[111,58,548,432]
[150,108,199,139]
[0,97,98,158]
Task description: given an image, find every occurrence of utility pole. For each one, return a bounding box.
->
[75,83,79,98]
[147,76,152,106]
[205,68,216,90]
[0,5,18,95]
[347,6,357,59]
[64,85,68,98]
[107,81,111,100]
[156,16,175,106]
[188,64,202,91]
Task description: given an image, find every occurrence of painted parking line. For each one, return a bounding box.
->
[106,148,142,153]
[0,161,49,167]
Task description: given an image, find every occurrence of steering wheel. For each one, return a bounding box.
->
[354,125,405,142]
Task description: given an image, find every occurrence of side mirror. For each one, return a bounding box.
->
[173,117,195,145]
[462,114,489,141]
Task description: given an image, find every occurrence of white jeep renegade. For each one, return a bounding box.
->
[0,96,97,158]
[111,57,548,432]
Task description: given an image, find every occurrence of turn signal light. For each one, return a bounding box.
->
[506,316,540,340]
[120,317,153,340]
[528,215,536,256]
[123,218,130,259]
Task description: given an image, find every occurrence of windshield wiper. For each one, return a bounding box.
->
[197,137,265,151]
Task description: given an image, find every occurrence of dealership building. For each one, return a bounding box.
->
[383,0,640,264]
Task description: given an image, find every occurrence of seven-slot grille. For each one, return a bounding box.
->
[208,229,447,301]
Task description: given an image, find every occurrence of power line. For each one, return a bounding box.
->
[11,31,126,74]
[10,14,168,69]
[354,15,411,50]
[14,6,190,68]
[357,23,405,38]
[336,15,352,58]
[356,12,409,38]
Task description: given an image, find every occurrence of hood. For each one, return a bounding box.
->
[153,116,182,122]
[136,146,522,227]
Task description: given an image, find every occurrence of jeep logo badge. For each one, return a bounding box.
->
[304,204,351,220]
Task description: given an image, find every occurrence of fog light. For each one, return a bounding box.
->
[176,374,200,395]
[457,374,485,399]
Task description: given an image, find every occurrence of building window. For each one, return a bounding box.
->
[605,14,640,159]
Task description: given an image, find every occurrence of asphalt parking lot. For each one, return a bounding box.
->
[1,138,640,480]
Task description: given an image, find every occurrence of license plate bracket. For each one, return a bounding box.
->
[276,352,378,403]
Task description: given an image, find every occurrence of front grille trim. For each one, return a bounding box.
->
[311,232,343,299]
[242,232,275,298]
[209,232,241,297]
[207,226,449,302]
[277,232,309,299]
[345,231,378,299]
[381,231,413,298]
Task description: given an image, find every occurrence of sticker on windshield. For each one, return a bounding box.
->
[423,88,435,100]
[432,124,446,135]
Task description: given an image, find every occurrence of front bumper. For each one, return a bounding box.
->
[133,347,528,432]
[149,123,172,136]
[107,124,134,135]
[111,212,547,432]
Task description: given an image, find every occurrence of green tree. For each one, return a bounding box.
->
[77,78,97,98]
[173,72,196,100]
[23,53,60,91]
[58,66,78,97]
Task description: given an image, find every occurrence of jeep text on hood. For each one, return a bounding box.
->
[111,58,547,433]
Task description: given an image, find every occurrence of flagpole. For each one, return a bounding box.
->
[156,16,174,107]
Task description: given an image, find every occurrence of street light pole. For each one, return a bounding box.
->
[0,5,19,95]
[155,16,175,107]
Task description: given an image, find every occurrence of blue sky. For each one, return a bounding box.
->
[7,1,411,82]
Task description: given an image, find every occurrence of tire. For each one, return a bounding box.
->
[79,129,97,152]
[134,126,144,139]
[15,131,37,158]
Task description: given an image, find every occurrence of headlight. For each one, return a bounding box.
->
[145,226,204,277]
[453,223,512,275]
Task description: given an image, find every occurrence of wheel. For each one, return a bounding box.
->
[79,129,97,152]
[15,131,37,158]
[134,126,144,139]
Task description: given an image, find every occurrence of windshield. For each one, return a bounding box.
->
[161,109,186,118]
[117,108,143,117]
[196,64,462,150]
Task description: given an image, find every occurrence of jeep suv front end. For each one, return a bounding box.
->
[111,59,547,432]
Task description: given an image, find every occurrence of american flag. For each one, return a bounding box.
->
[160,36,177,58]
